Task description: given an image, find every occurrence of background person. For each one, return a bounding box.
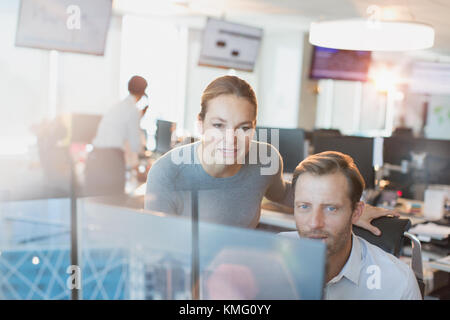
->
[85,75,148,196]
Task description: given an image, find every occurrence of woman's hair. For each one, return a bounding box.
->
[199,76,258,121]
[292,151,365,210]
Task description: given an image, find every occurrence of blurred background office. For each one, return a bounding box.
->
[0,0,449,300]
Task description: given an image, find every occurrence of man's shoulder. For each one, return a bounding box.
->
[356,235,421,299]
[356,235,415,282]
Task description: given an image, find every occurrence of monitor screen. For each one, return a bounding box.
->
[199,18,263,72]
[255,127,305,173]
[384,136,450,186]
[155,120,176,154]
[15,0,112,55]
[310,46,372,81]
[70,113,102,144]
[313,135,375,189]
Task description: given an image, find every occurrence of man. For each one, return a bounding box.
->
[281,151,421,300]
[85,75,148,196]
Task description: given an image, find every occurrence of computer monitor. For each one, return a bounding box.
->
[313,135,375,189]
[384,136,450,185]
[155,120,176,154]
[70,113,102,144]
[422,138,450,185]
[255,127,305,173]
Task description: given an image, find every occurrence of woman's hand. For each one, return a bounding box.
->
[354,204,400,236]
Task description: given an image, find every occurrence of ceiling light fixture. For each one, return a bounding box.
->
[309,19,435,51]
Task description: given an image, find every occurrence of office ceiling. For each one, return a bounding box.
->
[113,0,450,57]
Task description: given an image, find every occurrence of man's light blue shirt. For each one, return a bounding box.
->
[279,232,422,300]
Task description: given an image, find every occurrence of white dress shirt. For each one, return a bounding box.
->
[279,232,422,300]
[92,95,142,152]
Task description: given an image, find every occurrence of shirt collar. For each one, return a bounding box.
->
[328,233,363,286]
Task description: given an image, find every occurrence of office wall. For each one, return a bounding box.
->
[0,2,123,155]
[120,15,188,129]
[298,34,318,131]
[1,4,311,147]
[182,27,306,134]
[315,80,363,135]
[426,95,450,140]
[183,28,259,136]
[315,78,404,136]
[0,0,50,154]
[256,30,303,128]
[58,15,122,115]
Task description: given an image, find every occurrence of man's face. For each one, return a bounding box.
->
[294,171,362,257]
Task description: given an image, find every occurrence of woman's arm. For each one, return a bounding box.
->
[353,204,400,235]
[144,157,179,215]
[264,151,294,207]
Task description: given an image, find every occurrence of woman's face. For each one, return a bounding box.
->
[200,94,256,165]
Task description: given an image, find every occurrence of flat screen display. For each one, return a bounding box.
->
[15,0,112,55]
[310,46,372,81]
[199,18,263,72]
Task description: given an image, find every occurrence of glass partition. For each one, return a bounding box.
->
[77,195,326,300]
[0,198,72,299]
[77,198,192,300]
[1,194,326,300]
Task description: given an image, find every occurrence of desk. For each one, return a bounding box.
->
[260,209,295,230]
[428,257,450,273]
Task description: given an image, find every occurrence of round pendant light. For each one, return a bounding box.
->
[309,19,435,51]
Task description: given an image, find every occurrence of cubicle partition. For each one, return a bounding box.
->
[0,198,72,299]
[77,198,326,300]
[0,196,326,300]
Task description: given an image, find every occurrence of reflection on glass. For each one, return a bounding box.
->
[0,198,71,300]
[78,195,326,300]
[0,194,326,300]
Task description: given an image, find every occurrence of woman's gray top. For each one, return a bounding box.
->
[145,140,293,228]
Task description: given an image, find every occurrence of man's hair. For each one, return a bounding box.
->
[292,151,365,210]
[128,75,148,96]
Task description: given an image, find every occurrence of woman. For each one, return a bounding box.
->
[145,75,393,234]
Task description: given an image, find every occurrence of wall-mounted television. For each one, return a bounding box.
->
[199,18,263,72]
[15,0,112,55]
[309,46,372,81]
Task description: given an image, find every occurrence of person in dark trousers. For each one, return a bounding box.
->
[85,75,148,196]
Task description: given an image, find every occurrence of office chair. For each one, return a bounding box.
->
[353,216,425,298]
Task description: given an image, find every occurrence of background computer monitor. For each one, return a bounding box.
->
[384,136,450,186]
[255,127,305,173]
[155,120,176,154]
[70,113,102,144]
[313,135,375,189]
